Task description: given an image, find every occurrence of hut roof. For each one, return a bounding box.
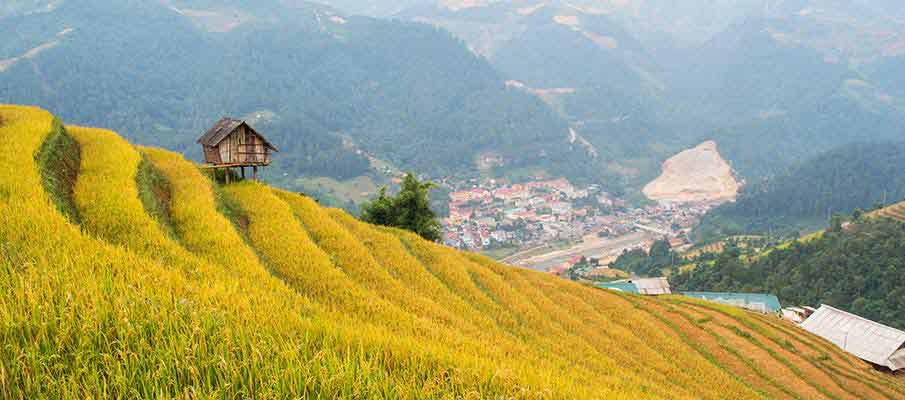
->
[801,304,905,370]
[197,118,278,151]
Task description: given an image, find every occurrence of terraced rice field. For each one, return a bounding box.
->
[1,104,903,398]
[875,201,905,222]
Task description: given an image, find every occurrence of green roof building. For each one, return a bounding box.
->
[682,292,782,313]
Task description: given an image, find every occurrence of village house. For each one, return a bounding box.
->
[198,118,278,181]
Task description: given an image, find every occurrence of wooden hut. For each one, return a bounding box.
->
[198,118,278,181]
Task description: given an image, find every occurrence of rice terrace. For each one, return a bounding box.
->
[0,104,902,398]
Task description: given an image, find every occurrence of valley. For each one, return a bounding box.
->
[3,0,905,395]
[441,143,736,271]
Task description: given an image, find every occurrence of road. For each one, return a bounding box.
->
[508,231,655,271]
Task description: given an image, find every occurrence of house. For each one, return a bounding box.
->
[800,305,905,371]
[198,118,278,181]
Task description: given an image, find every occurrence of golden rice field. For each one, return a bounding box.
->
[1,105,903,398]
[874,201,905,222]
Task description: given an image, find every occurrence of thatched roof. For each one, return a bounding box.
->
[197,118,278,151]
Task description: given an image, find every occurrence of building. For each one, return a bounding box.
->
[682,292,781,313]
[198,118,278,181]
[781,306,817,323]
[598,278,671,295]
[800,305,905,371]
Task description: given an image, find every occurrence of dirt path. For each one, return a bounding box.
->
[508,231,654,270]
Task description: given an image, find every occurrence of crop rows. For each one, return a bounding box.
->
[1,105,903,398]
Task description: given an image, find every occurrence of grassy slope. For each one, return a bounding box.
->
[873,201,905,222]
[1,105,903,398]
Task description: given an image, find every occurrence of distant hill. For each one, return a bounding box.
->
[694,141,905,241]
[874,201,905,222]
[395,1,905,194]
[4,0,905,202]
[5,104,904,398]
[674,217,905,331]
[0,0,594,192]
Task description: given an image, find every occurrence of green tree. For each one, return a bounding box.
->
[360,173,442,242]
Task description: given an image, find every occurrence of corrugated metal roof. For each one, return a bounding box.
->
[597,278,671,295]
[889,348,905,371]
[597,282,639,294]
[682,292,781,313]
[633,278,671,295]
[800,305,905,370]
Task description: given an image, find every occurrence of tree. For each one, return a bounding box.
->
[360,173,442,242]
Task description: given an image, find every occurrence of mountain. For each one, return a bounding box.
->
[667,18,854,125]
[0,0,595,195]
[6,103,905,397]
[322,0,428,16]
[695,141,905,241]
[674,217,905,330]
[874,201,905,222]
[398,1,681,191]
[393,1,905,192]
[4,0,905,204]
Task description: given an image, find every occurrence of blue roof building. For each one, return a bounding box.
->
[682,292,782,313]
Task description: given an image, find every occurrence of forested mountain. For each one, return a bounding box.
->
[674,218,905,330]
[0,0,594,192]
[695,141,905,240]
[4,0,905,204]
[394,1,905,194]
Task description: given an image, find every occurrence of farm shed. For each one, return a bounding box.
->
[801,305,905,371]
[682,292,781,314]
[198,118,278,166]
[598,277,671,295]
[782,307,814,323]
[198,118,278,182]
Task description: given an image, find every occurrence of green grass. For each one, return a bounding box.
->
[34,119,80,223]
[136,155,177,240]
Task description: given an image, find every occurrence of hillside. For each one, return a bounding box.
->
[875,201,905,222]
[695,141,905,241]
[4,105,905,397]
[674,217,905,331]
[393,1,905,195]
[0,0,592,195]
[642,141,739,204]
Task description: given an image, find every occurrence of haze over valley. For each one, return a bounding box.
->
[2,1,905,397]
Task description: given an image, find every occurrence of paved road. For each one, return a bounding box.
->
[511,231,655,271]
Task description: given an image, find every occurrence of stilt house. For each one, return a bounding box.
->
[198,118,278,181]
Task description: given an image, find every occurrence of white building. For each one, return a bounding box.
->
[800,305,905,371]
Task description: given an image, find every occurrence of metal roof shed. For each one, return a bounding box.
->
[596,278,671,295]
[682,292,782,313]
[633,277,671,295]
[800,305,905,371]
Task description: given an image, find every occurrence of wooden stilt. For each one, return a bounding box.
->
[225,168,231,184]
[253,166,258,181]
[241,167,246,180]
